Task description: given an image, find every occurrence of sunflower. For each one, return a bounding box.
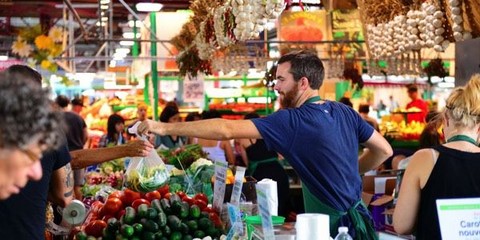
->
[35,35,54,50]
[11,38,33,57]
[40,59,52,70]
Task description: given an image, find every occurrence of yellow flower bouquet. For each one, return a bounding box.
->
[11,25,64,72]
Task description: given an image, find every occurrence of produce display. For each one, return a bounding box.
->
[381,120,425,140]
[76,188,224,240]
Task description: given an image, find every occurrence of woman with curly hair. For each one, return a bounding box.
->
[0,68,64,200]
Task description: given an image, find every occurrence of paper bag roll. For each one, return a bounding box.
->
[256,179,278,216]
[296,213,330,240]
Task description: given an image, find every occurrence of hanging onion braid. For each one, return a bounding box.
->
[0,72,64,150]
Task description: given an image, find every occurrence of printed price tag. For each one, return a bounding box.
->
[230,166,246,207]
[213,159,228,213]
[436,198,480,240]
[256,184,275,240]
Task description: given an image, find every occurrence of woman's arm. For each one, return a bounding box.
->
[393,149,436,234]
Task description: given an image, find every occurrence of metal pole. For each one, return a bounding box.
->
[150,12,159,121]
[83,42,107,73]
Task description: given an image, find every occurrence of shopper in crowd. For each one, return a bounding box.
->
[0,70,63,200]
[405,84,428,123]
[71,97,85,115]
[185,112,202,122]
[127,102,150,140]
[55,95,88,200]
[359,104,380,131]
[0,65,153,239]
[99,113,127,147]
[391,111,444,170]
[155,105,187,149]
[237,112,290,217]
[393,74,480,239]
[191,110,235,164]
[138,50,393,238]
[388,95,399,112]
[339,96,353,108]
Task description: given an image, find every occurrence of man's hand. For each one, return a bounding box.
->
[124,140,153,157]
[138,119,162,136]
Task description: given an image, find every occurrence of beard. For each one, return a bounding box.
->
[279,84,299,109]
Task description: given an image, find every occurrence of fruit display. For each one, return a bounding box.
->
[381,120,425,141]
[75,188,224,240]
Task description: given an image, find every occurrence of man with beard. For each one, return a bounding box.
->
[138,51,392,239]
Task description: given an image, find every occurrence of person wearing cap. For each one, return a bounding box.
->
[71,97,85,115]
[406,84,428,123]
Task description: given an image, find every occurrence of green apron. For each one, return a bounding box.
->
[303,186,378,239]
[247,157,279,176]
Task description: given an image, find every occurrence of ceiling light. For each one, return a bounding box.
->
[100,5,109,10]
[0,55,8,61]
[122,32,141,39]
[96,22,106,27]
[100,0,110,4]
[120,41,134,46]
[101,17,108,22]
[113,52,127,58]
[115,48,131,54]
[136,2,163,12]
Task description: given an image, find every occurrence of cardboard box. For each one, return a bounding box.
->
[362,174,397,231]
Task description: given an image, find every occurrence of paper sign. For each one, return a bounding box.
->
[256,184,275,240]
[436,198,480,239]
[230,167,246,207]
[374,177,396,194]
[183,73,204,102]
[213,160,228,213]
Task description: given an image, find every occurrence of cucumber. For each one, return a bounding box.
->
[142,231,155,240]
[193,230,205,239]
[147,207,158,220]
[182,234,193,240]
[163,225,172,236]
[153,231,163,240]
[160,198,172,215]
[167,215,181,231]
[107,217,120,233]
[186,220,198,232]
[124,207,136,225]
[144,219,160,232]
[179,202,189,219]
[170,231,182,240]
[137,204,149,219]
[179,222,189,235]
[157,212,167,228]
[120,224,134,237]
[151,199,165,214]
[132,223,143,235]
[189,205,201,219]
[197,217,213,230]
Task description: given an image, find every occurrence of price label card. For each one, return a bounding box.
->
[230,166,246,207]
[226,203,244,239]
[256,184,275,240]
[213,159,228,213]
[436,198,480,240]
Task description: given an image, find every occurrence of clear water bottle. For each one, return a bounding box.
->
[334,226,353,240]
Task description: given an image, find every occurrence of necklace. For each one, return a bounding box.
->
[303,96,321,105]
[446,135,479,146]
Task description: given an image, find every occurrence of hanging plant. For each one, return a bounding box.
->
[11,25,64,73]
[343,66,364,90]
[423,57,448,80]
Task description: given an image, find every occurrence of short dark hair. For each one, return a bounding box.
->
[202,109,222,119]
[71,98,84,107]
[244,112,260,120]
[6,65,42,85]
[358,104,370,114]
[55,95,70,108]
[185,112,201,122]
[407,84,418,93]
[277,50,325,89]
[0,71,63,150]
[339,97,353,108]
[159,105,179,123]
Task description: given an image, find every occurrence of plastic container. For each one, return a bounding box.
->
[334,226,353,240]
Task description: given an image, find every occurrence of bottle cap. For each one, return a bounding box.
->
[338,226,349,233]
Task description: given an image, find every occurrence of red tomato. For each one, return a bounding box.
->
[203,206,215,213]
[182,196,194,206]
[194,193,208,204]
[103,197,123,215]
[209,212,223,228]
[108,190,124,199]
[97,206,107,219]
[145,191,161,202]
[157,185,170,196]
[122,189,142,206]
[101,214,115,222]
[131,198,151,210]
[194,199,207,210]
[176,191,186,199]
[163,192,172,200]
[85,220,107,237]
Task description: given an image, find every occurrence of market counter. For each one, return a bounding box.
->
[251,222,296,240]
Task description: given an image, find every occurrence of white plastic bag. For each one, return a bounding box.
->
[124,122,169,192]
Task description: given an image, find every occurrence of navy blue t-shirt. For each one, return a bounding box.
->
[0,144,71,239]
[252,101,374,211]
